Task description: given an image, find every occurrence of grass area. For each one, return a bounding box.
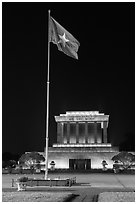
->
[2,191,73,202]
[98,192,135,202]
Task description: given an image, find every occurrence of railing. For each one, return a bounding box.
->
[11,177,76,190]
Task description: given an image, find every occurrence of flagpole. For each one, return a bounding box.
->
[45,9,51,180]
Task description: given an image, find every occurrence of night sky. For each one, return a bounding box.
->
[2,2,135,155]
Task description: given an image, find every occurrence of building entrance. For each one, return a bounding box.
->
[69,159,91,170]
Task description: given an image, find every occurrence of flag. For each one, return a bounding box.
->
[49,16,80,59]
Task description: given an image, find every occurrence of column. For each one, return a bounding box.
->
[61,123,64,143]
[103,121,107,143]
[57,122,64,143]
[67,122,70,143]
[57,122,61,143]
[85,122,88,144]
[94,122,97,143]
[101,122,104,143]
[97,123,102,143]
[57,122,64,144]
[76,122,79,143]
[57,122,61,144]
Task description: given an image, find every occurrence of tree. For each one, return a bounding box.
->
[112,151,135,170]
[2,160,16,173]
[19,152,45,173]
[2,160,16,168]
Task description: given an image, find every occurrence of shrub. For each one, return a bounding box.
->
[18,177,28,182]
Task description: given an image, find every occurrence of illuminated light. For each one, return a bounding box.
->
[60,111,106,116]
[101,122,103,129]
[88,137,95,143]
[63,138,67,144]
[70,137,76,143]
[79,138,85,143]
[66,111,100,116]
[52,143,112,147]
[97,138,102,143]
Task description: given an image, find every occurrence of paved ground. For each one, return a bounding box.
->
[2,172,135,202]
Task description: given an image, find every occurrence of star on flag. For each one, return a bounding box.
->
[58,33,69,47]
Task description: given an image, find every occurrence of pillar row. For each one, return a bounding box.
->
[57,120,108,145]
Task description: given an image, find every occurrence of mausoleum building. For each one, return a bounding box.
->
[44,111,119,170]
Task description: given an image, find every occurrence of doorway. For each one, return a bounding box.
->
[69,159,91,170]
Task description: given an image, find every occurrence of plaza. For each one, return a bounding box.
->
[2,172,135,202]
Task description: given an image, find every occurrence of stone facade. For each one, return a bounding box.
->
[44,111,119,169]
[55,111,109,145]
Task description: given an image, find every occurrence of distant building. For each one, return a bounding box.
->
[41,111,119,170]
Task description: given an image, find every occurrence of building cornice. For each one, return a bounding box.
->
[55,112,109,122]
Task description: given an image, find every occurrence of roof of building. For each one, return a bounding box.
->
[55,111,109,122]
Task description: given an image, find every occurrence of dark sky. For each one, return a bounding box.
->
[2,2,135,155]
